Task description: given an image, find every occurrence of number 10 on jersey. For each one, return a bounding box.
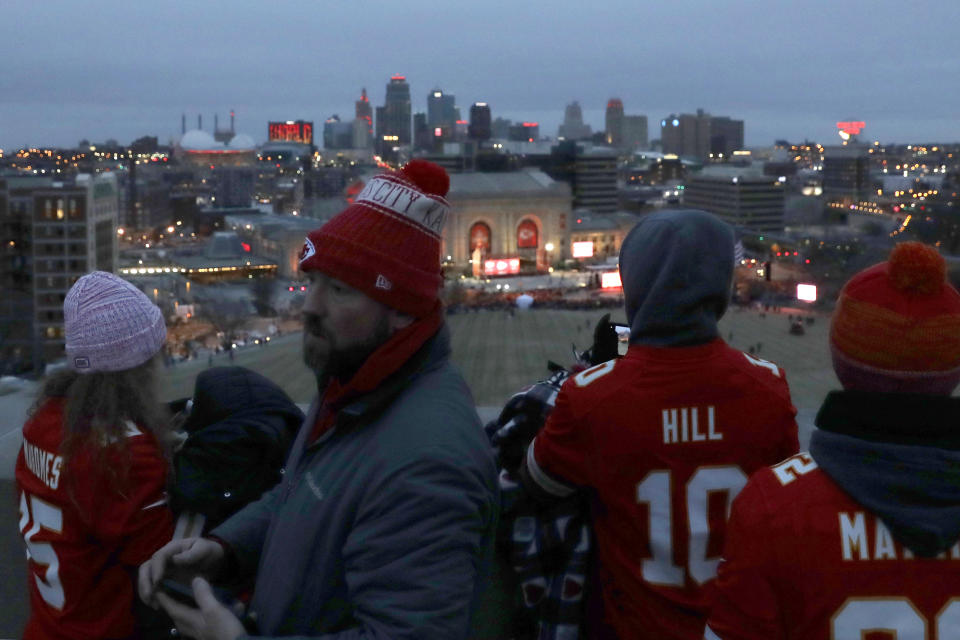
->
[636,466,747,586]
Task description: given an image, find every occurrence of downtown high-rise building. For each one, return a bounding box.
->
[354,88,373,149]
[468,103,492,141]
[605,98,625,147]
[0,173,120,373]
[427,88,457,129]
[622,115,649,150]
[660,109,744,160]
[375,75,412,158]
[558,101,592,140]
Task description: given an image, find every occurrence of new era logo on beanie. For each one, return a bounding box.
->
[65,271,167,374]
[299,160,450,318]
[830,242,960,394]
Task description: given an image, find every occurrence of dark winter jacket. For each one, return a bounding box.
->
[212,327,499,639]
[810,390,960,557]
[171,366,304,529]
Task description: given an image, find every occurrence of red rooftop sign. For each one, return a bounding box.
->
[837,121,866,135]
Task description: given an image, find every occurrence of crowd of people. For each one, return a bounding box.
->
[13,158,960,639]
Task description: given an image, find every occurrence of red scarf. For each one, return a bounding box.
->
[309,302,444,442]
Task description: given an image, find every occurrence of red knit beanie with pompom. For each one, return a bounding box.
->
[830,242,960,394]
[298,160,450,318]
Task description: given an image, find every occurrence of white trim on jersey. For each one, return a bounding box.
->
[526,440,577,498]
[704,625,723,640]
[141,497,168,511]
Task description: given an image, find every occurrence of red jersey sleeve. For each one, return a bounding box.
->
[706,474,785,640]
[527,372,598,495]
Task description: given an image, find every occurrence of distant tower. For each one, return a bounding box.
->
[355,88,373,146]
[375,75,412,158]
[214,113,233,143]
[181,113,186,134]
[427,88,457,129]
[198,114,202,130]
[559,101,592,140]
[230,110,235,134]
[605,98,624,147]
[468,103,492,141]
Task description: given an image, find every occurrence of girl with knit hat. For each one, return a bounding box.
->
[16,271,175,639]
[707,242,960,639]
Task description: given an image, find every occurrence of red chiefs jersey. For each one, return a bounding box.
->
[706,452,960,640]
[15,397,174,640]
[527,340,799,640]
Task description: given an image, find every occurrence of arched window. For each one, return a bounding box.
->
[469,222,491,252]
[517,219,538,249]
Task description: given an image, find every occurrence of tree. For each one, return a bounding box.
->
[195,298,250,348]
[251,276,277,317]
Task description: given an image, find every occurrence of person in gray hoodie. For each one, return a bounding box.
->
[137,160,499,640]
[520,210,798,639]
[706,241,960,639]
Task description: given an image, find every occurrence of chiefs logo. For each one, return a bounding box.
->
[299,237,316,264]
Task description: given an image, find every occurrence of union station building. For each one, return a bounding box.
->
[443,170,573,275]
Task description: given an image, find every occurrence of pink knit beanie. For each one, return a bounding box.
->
[64,271,167,373]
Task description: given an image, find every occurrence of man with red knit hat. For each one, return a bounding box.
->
[706,241,960,640]
[139,160,499,640]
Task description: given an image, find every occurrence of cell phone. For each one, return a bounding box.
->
[611,322,630,356]
[159,578,236,609]
[159,578,199,607]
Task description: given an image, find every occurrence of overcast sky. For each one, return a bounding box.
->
[2,0,958,149]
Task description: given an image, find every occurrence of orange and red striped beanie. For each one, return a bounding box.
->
[830,242,960,394]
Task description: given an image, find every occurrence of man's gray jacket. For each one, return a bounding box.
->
[212,326,499,639]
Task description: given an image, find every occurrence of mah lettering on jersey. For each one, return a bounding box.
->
[839,510,960,561]
[22,440,63,490]
[662,406,722,444]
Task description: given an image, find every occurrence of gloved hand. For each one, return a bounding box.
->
[485,369,570,473]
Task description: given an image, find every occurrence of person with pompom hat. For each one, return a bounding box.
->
[16,271,175,640]
[140,160,499,640]
[707,242,960,639]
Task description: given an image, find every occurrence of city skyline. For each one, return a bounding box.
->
[2,0,958,149]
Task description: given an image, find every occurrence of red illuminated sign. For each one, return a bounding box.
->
[837,121,865,135]
[601,272,622,289]
[268,121,314,145]
[484,258,520,276]
[517,220,538,249]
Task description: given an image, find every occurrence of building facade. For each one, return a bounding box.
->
[468,103,492,141]
[683,168,786,232]
[0,173,120,372]
[427,88,457,129]
[375,75,412,158]
[622,115,649,151]
[660,109,744,160]
[558,101,592,140]
[546,141,619,213]
[445,170,572,272]
[822,145,872,207]
[605,98,625,147]
[354,88,374,149]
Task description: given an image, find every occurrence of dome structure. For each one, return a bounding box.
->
[228,133,256,150]
[179,130,220,151]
